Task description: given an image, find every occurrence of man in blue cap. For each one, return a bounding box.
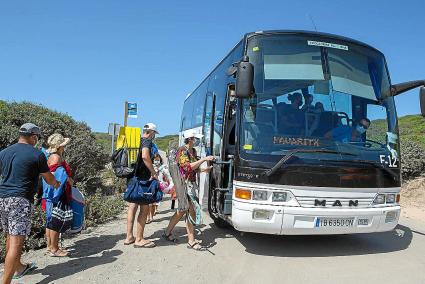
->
[0,123,60,283]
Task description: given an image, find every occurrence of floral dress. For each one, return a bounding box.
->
[175,146,202,224]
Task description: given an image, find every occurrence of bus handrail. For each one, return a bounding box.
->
[212,159,234,193]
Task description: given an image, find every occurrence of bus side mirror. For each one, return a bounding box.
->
[235,56,254,98]
[391,80,425,96]
[420,87,425,117]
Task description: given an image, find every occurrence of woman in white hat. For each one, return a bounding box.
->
[163,130,214,250]
[43,133,73,257]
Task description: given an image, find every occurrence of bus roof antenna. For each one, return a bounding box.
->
[308,14,318,32]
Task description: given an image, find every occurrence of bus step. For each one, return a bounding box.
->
[223,192,233,215]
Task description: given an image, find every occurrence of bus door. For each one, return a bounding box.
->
[210,86,236,217]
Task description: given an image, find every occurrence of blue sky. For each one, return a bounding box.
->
[0,0,424,135]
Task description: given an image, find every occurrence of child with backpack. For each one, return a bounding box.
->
[147,154,175,223]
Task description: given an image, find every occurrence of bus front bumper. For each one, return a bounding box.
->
[231,200,400,235]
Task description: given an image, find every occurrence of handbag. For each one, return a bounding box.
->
[123,140,163,203]
[124,177,163,203]
[50,201,74,233]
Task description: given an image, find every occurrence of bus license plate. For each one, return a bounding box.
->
[316,218,354,227]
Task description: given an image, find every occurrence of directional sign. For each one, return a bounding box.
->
[127,102,138,118]
[108,123,121,136]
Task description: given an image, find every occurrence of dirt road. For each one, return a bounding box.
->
[3,198,424,284]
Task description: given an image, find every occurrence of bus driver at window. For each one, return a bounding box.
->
[325,118,371,143]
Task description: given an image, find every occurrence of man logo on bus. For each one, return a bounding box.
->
[314,199,359,207]
[315,199,326,206]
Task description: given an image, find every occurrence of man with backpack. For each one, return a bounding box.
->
[124,123,159,248]
[0,123,60,283]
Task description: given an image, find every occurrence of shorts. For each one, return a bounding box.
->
[0,197,33,236]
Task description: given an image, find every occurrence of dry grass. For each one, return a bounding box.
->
[401,175,425,208]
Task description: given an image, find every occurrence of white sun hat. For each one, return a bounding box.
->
[143,123,159,134]
[183,130,203,139]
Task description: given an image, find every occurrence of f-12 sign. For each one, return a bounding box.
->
[380,155,398,168]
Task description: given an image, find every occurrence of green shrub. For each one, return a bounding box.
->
[400,140,425,180]
[0,101,126,262]
[84,190,126,228]
[94,132,114,155]
[155,135,179,151]
[0,101,108,191]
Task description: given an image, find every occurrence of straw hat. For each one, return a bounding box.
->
[47,133,70,154]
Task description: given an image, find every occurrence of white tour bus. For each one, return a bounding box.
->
[173,30,425,235]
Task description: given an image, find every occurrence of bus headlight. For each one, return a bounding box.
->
[386,194,396,204]
[253,190,268,201]
[373,193,399,205]
[373,194,385,205]
[272,192,288,202]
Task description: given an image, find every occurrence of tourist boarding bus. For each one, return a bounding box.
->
[177,30,425,235]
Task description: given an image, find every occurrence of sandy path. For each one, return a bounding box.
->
[1,197,424,284]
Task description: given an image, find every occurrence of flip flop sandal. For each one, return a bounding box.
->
[133,242,156,248]
[49,249,69,257]
[162,231,178,243]
[187,242,205,251]
[124,238,136,245]
[13,262,37,279]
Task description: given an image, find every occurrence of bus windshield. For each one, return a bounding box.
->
[240,34,399,165]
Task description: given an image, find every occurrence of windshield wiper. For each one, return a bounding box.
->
[264,148,355,177]
[323,159,400,181]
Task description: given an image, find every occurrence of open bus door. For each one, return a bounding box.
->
[207,87,236,227]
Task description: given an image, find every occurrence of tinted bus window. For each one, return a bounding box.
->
[193,82,208,127]
[181,95,195,130]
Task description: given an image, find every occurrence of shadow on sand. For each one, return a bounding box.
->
[200,223,414,258]
[32,233,125,284]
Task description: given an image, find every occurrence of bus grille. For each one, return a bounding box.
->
[296,196,374,208]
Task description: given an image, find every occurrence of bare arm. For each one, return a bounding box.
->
[190,156,214,171]
[48,153,61,167]
[40,172,60,189]
[142,148,157,179]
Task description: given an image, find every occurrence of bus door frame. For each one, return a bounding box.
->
[201,92,216,212]
[213,85,237,215]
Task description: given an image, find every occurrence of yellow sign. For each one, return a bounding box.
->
[116,126,141,163]
[243,144,253,150]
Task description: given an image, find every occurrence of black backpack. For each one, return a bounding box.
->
[111,147,137,178]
